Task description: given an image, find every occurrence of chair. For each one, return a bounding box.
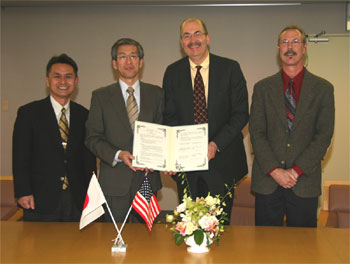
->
[0,179,20,220]
[230,177,255,226]
[326,184,350,228]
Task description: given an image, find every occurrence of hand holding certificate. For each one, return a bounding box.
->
[132,121,208,172]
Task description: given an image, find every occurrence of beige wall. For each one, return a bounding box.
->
[1,3,349,210]
[307,35,350,190]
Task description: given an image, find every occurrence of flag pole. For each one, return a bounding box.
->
[104,200,125,244]
[114,170,149,242]
[92,171,123,243]
[113,205,133,243]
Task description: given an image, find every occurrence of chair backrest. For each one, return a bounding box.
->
[233,177,255,208]
[328,184,350,213]
[0,179,16,207]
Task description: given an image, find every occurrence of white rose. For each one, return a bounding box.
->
[199,215,219,230]
[205,196,215,206]
[199,215,212,229]
[176,202,186,213]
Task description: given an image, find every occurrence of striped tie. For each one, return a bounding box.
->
[59,108,69,190]
[285,79,296,130]
[126,87,138,131]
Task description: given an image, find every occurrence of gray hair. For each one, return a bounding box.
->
[111,38,144,60]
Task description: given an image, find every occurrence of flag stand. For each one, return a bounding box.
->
[103,201,127,253]
[79,172,128,252]
[111,205,133,253]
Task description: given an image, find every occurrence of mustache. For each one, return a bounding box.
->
[187,42,201,48]
[284,49,297,56]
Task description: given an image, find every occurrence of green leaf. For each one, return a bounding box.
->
[174,233,184,245]
[193,230,204,245]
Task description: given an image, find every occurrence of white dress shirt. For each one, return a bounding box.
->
[113,79,141,166]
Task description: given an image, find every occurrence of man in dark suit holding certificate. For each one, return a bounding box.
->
[250,25,335,227]
[163,17,249,221]
[13,54,96,221]
[85,38,163,222]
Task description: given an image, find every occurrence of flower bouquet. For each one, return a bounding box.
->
[166,171,234,253]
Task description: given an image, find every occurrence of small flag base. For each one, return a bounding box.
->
[111,243,127,253]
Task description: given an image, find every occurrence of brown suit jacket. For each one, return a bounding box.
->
[250,70,335,198]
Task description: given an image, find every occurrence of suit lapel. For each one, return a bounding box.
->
[180,58,195,124]
[138,82,147,121]
[42,97,66,153]
[67,102,79,152]
[207,54,218,122]
[108,83,133,134]
[269,72,289,129]
[293,70,314,129]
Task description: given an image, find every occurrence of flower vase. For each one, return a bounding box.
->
[184,235,212,253]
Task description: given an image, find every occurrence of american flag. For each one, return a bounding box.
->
[132,176,160,232]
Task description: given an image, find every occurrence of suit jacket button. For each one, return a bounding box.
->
[281,160,285,165]
[287,143,291,147]
[64,160,67,164]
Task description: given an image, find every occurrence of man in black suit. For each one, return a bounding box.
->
[163,17,249,222]
[13,54,96,222]
[85,38,163,222]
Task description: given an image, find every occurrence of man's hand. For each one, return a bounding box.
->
[270,168,298,189]
[118,151,137,172]
[163,171,177,176]
[208,141,218,161]
[18,195,35,210]
[144,168,155,174]
[288,168,299,180]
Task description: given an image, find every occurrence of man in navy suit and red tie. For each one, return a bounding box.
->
[13,54,96,221]
[250,25,335,227]
[163,17,249,223]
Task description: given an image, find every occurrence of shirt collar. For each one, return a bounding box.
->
[282,67,305,86]
[189,53,210,71]
[119,79,140,94]
[50,95,70,116]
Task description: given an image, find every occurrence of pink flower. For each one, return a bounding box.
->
[175,222,187,236]
[199,215,219,232]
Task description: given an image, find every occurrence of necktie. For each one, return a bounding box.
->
[193,66,208,124]
[59,108,69,149]
[285,79,296,130]
[59,108,69,190]
[126,87,138,131]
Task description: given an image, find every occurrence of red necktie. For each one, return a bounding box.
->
[193,66,208,124]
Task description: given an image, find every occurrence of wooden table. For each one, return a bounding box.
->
[1,221,349,263]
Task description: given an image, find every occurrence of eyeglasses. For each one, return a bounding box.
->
[279,39,303,47]
[116,54,139,61]
[182,31,207,41]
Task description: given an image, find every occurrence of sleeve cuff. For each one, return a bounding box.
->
[112,150,122,167]
[267,167,278,177]
[292,164,304,177]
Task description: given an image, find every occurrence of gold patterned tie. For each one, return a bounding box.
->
[126,87,139,131]
[59,108,69,190]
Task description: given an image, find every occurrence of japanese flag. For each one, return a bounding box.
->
[79,173,106,229]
